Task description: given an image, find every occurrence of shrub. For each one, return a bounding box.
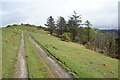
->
[21,23,24,25]
[85,42,91,49]
[13,24,18,26]
[6,25,11,28]
[62,32,71,37]
[60,34,70,41]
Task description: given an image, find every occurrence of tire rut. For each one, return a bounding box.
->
[13,31,28,78]
[26,31,71,78]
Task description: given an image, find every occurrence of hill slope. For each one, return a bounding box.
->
[2,25,118,78]
[29,28,118,78]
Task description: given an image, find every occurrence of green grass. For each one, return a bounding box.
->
[2,27,21,78]
[29,30,118,78]
[24,32,57,78]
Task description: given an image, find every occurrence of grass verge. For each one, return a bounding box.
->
[2,27,21,78]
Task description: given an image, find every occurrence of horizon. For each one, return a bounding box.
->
[2,23,118,30]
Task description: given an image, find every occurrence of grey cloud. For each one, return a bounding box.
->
[1,11,27,26]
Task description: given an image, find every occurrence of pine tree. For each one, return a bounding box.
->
[85,20,92,42]
[45,16,55,34]
[56,16,66,35]
[68,11,82,41]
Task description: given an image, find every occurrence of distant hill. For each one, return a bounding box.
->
[93,28,118,38]
[100,29,118,35]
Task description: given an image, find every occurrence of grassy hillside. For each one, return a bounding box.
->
[29,29,118,78]
[2,25,119,78]
[2,27,21,78]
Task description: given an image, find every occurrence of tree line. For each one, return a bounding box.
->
[45,11,94,42]
[44,11,118,59]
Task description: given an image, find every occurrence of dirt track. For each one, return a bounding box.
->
[26,32,71,78]
[13,31,28,78]
[12,31,71,78]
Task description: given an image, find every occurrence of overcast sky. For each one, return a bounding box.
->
[0,0,119,29]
